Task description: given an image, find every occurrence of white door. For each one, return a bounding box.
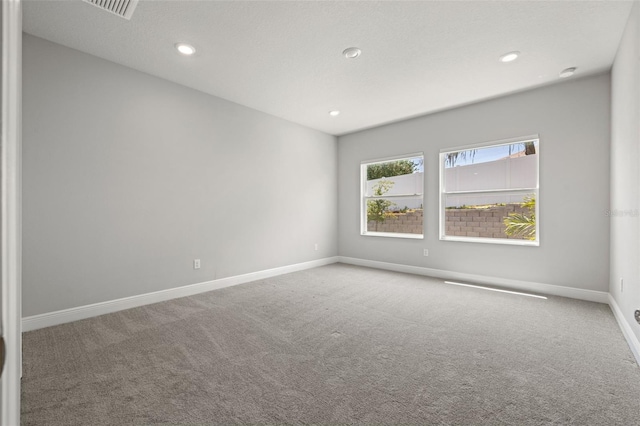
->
[1,1,22,424]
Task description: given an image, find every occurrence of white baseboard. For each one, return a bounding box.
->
[608,294,640,365]
[338,256,609,304]
[22,256,340,332]
[22,254,638,367]
[20,254,611,328]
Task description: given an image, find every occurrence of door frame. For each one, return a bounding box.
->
[1,0,22,424]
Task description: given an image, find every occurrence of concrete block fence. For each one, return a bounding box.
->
[445,204,529,239]
[368,210,423,234]
[368,204,530,239]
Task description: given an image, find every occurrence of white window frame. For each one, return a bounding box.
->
[439,135,539,246]
[361,152,424,239]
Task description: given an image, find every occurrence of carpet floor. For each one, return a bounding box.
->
[21,264,640,425]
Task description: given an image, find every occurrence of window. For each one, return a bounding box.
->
[361,153,424,239]
[440,136,539,245]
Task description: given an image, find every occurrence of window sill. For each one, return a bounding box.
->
[361,232,424,240]
[440,235,539,246]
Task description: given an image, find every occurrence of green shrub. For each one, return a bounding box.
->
[367,180,396,231]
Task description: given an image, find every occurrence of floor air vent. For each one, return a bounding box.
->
[82,0,139,20]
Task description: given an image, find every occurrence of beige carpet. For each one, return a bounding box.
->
[21,264,640,425]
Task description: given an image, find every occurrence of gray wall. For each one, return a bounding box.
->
[338,74,611,292]
[22,34,338,317]
[610,3,640,342]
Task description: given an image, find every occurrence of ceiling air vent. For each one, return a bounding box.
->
[82,0,139,20]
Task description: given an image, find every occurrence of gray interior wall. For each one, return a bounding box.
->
[338,74,611,292]
[22,34,338,317]
[610,3,640,342]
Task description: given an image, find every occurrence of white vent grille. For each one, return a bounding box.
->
[82,0,139,20]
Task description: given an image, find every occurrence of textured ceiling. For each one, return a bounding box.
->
[23,0,633,136]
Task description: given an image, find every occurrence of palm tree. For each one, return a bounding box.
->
[503,195,536,240]
[445,141,536,167]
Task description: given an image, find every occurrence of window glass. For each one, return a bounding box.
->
[361,154,424,238]
[441,139,539,245]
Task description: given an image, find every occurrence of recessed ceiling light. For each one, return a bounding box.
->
[329,110,340,117]
[175,43,196,56]
[499,51,520,63]
[342,47,361,59]
[559,67,577,78]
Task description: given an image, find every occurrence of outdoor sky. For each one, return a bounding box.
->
[445,141,538,168]
[393,141,537,174]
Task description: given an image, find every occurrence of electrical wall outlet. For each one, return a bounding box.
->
[194,259,201,270]
[423,249,429,257]
[315,243,318,251]
[621,278,624,292]
[634,310,640,325]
